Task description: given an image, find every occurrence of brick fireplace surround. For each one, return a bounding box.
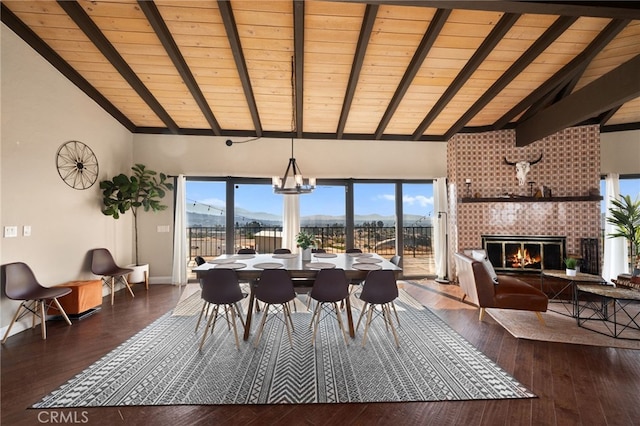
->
[447,125,601,276]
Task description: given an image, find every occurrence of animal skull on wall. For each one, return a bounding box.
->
[504,153,543,186]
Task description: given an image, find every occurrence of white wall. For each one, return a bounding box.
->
[601,129,640,175]
[1,25,133,335]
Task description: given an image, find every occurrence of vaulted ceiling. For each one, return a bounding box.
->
[3,1,640,146]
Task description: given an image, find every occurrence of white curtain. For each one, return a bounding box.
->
[171,175,188,286]
[434,177,449,280]
[603,173,628,283]
[281,195,300,252]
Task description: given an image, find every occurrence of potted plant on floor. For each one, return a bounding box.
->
[564,257,578,276]
[296,231,316,261]
[607,194,640,276]
[100,164,174,284]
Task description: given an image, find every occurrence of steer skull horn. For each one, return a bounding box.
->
[504,153,543,186]
[503,152,543,166]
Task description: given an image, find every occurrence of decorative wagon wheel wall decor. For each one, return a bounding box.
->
[56,140,99,190]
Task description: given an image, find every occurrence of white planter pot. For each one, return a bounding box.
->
[127,264,149,284]
[301,248,312,261]
[566,268,577,277]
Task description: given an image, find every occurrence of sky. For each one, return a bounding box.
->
[186,181,434,218]
[187,177,639,218]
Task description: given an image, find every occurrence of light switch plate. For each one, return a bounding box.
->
[157,225,170,233]
[4,226,18,238]
[23,225,32,237]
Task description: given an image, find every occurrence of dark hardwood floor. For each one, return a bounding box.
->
[2,281,639,426]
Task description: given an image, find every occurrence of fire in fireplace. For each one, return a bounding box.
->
[482,235,566,272]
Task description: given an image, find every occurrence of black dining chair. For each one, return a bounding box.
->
[273,248,291,254]
[253,269,296,348]
[237,248,256,254]
[197,269,246,351]
[90,248,134,305]
[311,248,327,253]
[356,269,400,348]
[194,256,206,266]
[309,268,350,345]
[1,262,73,343]
[346,248,363,254]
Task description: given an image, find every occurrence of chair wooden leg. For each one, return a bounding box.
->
[199,308,217,351]
[391,301,400,327]
[384,304,400,348]
[210,305,220,334]
[2,303,27,344]
[333,302,349,345]
[39,299,47,339]
[461,294,466,303]
[51,298,72,326]
[254,304,270,347]
[479,307,486,321]
[311,303,322,345]
[144,270,149,291]
[32,301,38,329]
[535,311,546,325]
[234,302,246,328]
[362,306,374,347]
[122,276,135,298]
[355,302,368,332]
[282,303,294,348]
[195,301,208,332]
[229,305,240,350]
[110,277,115,305]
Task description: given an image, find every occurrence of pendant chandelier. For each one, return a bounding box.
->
[272,57,315,195]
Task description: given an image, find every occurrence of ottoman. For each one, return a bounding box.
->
[48,280,102,319]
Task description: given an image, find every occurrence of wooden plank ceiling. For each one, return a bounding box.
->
[3,0,640,146]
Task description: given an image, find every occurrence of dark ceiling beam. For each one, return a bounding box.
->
[217,1,262,137]
[293,0,305,138]
[443,15,577,140]
[332,1,640,20]
[516,54,640,146]
[518,63,587,123]
[0,4,136,132]
[494,19,629,129]
[139,1,222,136]
[598,105,622,126]
[374,8,451,139]
[57,1,179,134]
[337,4,378,139]
[411,12,519,139]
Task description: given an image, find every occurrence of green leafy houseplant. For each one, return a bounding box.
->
[295,231,316,250]
[606,194,640,273]
[100,164,174,266]
[564,258,578,270]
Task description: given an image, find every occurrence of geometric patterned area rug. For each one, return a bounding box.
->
[33,290,534,407]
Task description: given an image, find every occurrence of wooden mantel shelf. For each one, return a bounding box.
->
[459,195,602,203]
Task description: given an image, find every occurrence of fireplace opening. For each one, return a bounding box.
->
[483,235,565,273]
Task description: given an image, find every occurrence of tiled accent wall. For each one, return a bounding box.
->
[448,125,601,261]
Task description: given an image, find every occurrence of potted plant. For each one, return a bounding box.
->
[296,231,316,261]
[564,257,578,276]
[607,195,640,275]
[100,164,174,283]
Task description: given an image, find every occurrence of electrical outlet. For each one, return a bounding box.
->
[157,225,170,233]
[23,225,32,237]
[4,226,18,238]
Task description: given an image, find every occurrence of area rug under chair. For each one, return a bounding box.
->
[33,291,534,407]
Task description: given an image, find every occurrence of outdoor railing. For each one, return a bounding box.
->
[187,225,432,260]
